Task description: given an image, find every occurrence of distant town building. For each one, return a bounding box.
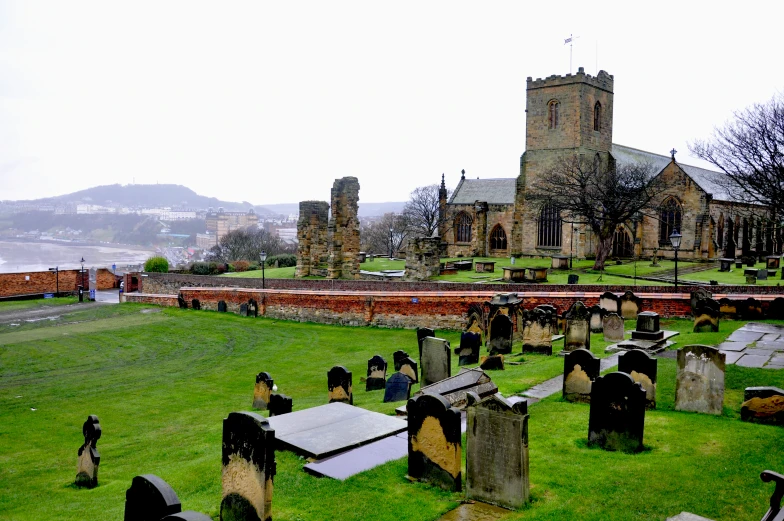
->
[205,208,259,242]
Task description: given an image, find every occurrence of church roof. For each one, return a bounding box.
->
[448,178,516,205]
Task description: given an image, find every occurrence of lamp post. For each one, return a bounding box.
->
[79,257,86,302]
[389,228,394,259]
[259,251,267,289]
[48,266,59,296]
[669,229,682,288]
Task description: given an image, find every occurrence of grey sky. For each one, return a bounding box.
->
[1,1,782,206]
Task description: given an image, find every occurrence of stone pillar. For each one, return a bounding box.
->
[295,201,329,278]
[404,237,442,280]
[327,177,361,279]
[438,173,448,239]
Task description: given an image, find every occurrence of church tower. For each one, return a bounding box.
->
[511,67,614,256]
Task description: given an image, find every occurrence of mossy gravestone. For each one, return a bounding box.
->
[487,313,514,356]
[268,393,292,416]
[589,305,605,333]
[327,366,353,404]
[394,350,419,382]
[417,327,435,359]
[522,306,555,355]
[603,313,624,342]
[740,387,784,425]
[693,298,720,333]
[252,372,273,410]
[124,474,182,521]
[421,337,451,386]
[407,393,462,491]
[563,301,591,353]
[221,412,276,521]
[366,355,387,391]
[455,332,481,366]
[618,349,657,409]
[563,348,599,403]
[75,415,101,488]
[619,290,642,320]
[465,393,530,509]
[675,345,725,415]
[588,372,646,453]
[599,291,620,314]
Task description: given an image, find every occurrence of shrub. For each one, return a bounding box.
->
[144,256,169,273]
[233,260,250,272]
[266,254,296,268]
[191,262,216,275]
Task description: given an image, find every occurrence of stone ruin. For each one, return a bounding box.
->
[404,237,442,281]
[295,201,329,278]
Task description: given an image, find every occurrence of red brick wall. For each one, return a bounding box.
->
[0,268,115,298]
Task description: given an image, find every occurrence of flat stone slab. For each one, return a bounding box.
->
[740,322,784,334]
[743,348,778,357]
[435,502,513,521]
[716,341,749,352]
[735,354,770,369]
[552,334,564,342]
[522,354,619,400]
[605,340,674,354]
[754,341,784,351]
[666,513,715,521]
[727,330,765,343]
[303,432,407,480]
[266,402,407,459]
[761,333,782,342]
[721,351,745,365]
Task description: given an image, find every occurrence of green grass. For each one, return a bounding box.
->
[3,307,782,520]
[0,296,79,312]
[686,261,784,286]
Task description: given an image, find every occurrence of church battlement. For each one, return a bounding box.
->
[527,67,614,93]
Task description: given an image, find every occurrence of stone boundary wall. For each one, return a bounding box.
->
[0,268,116,298]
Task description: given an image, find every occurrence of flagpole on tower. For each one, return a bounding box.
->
[564,34,580,74]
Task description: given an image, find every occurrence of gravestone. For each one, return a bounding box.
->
[253,372,274,410]
[758,268,768,280]
[568,274,579,284]
[239,303,249,317]
[768,297,784,320]
[417,327,435,359]
[415,368,498,409]
[221,412,276,521]
[407,393,462,491]
[693,298,720,333]
[588,372,646,453]
[466,393,529,509]
[599,291,620,314]
[398,356,418,383]
[766,255,781,269]
[562,348,599,403]
[327,366,353,404]
[383,372,412,403]
[619,290,642,320]
[421,337,451,386]
[247,299,258,317]
[739,297,764,320]
[268,393,293,416]
[75,415,101,488]
[393,350,410,371]
[718,297,738,318]
[124,474,182,521]
[465,306,484,336]
[631,311,664,341]
[589,305,605,333]
[366,355,388,391]
[522,306,555,355]
[618,349,658,409]
[479,354,504,370]
[161,512,213,521]
[455,332,481,366]
[740,387,784,425]
[536,304,560,333]
[603,313,624,342]
[191,299,201,310]
[487,313,514,355]
[675,345,725,415]
[563,301,591,353]
[218,301,227,313]
[718,258,733,272]
[690,287,713,313]
[177,294,187,309]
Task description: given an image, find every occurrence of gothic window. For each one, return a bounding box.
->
[717,214,724,249]
[594,101,601,131]
[490,225,508,251]
[612,226,633,258]
[538,204,562,247]
[455,212,472,243]
[659,197,682,245]
[548,100,560,129]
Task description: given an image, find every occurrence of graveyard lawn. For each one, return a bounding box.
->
[0,295,78,312]
[0,303,783,521]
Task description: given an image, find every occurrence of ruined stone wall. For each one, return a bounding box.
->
[327,177,361,279]
[405,237,442,280]
[295,201,329,277]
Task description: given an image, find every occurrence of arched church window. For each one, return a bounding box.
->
[538,204,562,247]
[612,226,633,258]
[717,214,724,249]
[659,197,682,245]
[490,225,508,251]
[548,100,559,129]
[455,212,472,243]
[594,101,601,131]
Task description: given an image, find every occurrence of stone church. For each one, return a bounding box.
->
[438,67,773,261]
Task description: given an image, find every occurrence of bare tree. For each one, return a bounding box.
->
[689,93,784,216]
[360,213,409,256]
[206,227,283,263]
[527,155,664,270]
[402,184,451,237]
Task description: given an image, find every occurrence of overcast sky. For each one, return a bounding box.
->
[1,1,782,206]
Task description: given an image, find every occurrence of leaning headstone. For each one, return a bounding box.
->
[690,287,713,314]
[327,366,353,404]
[588,372,646,453]
[465,393,529,509]
[191,299,201,310]
[217,301,227,313]
[479,354,504,371]
[693,298,720,333]
[618,349,658,409]
[599,291,620,314]
[268,393,293,416]
[221,412,276,521]
[487,313,514,355]
[675,345,725,415]
[383,372,412,403]
[252,372,274,410]
[161,512,213,521]
[421,336,451,386]
[177,294,187,309]
[393,350,410,371]
[522,306,555,355]
[124,474,182,521]
[619,290,642,320]
[407,393,462,491]
[563,301,591,353]
[366,355,388,391]
[588,305,605,333]
[398,356,418,383]
[562,348,599,403]
[417,327,435,359]
[455,332,481,366]
[603,313,624,342]
[740,387,784,425]
[75,415,101,488]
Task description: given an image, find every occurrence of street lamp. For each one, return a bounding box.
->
[80,257,86,302]
[48,266,59,296]
[389,228,394,259]
[259,251,267,289]
[669,229,682,288]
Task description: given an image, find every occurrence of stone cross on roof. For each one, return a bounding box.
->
[670,148,677,160]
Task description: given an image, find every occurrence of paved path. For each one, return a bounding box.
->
[717,322,784,368]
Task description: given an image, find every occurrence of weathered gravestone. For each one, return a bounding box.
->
[366,355,387,391]
[487,313,514,355]
[177,294,187,309]
[768,298,784,320]
[589,305,605,333]
[619,290,642,320]
[693,298,720,333]
[536,304,560,333]
[383,372,412,403]
[239,303,249,317]
[522,306,555,355]
[218,301,227,313]
[191,299,201,311]
[740,387,784,425]
[479,354,504,371]
[563,348,599,403]
[415,368,498,409]
[161,512,213,521]
[421,337,451,386]
[568,274,579,284]
[417,327,435,359]
[603,313,624,342]
[407,393,462,491]
[631,311,664,341]
[124,474,182,521]
[393,350,410,371]
[690,287,713,314]
[758,268,769,281]
[252,372,274,410]
[455,332,481,366]
[268,393,293,416]
[588,372,646,453]
[465,392,530,509]
[599,291,620,314]
[675,345,725,415]
[75,415,101,488]
[221,412,275,521]
[739,297,764,320]
[398,356,418,383]
[327,366,353,404]
[247,299,258,317]
[618,349,658,409]
[563,301,591,353]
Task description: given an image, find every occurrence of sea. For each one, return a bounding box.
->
[0,239,155,274]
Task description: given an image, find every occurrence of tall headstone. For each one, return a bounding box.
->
[465,393,529,509]
[124,474,182,521]
[562,348,599,403]
[268,393,293,416]
[366,355,388,391]
[417,327,435,359]
[618,349,658,409]
[588,372,646,453]
[327,366,353,404]
[407,393,462,491]
[522,306,555,355]
[599,291,620,314]
[602,313,624,342]
[252,372,274,410]
[398,356,419,383]
[455,332,481,366]
[563,301,591,353]
[588,305,605,333]
[221,412,276,521]
[75,415,101,488]
[693,298,720,333]
[619,290,642,320]
[675,345,725,415]
[421,337,451,386]
[383,372,412,403]
[740,387,784,425]
[487,314,514,355]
